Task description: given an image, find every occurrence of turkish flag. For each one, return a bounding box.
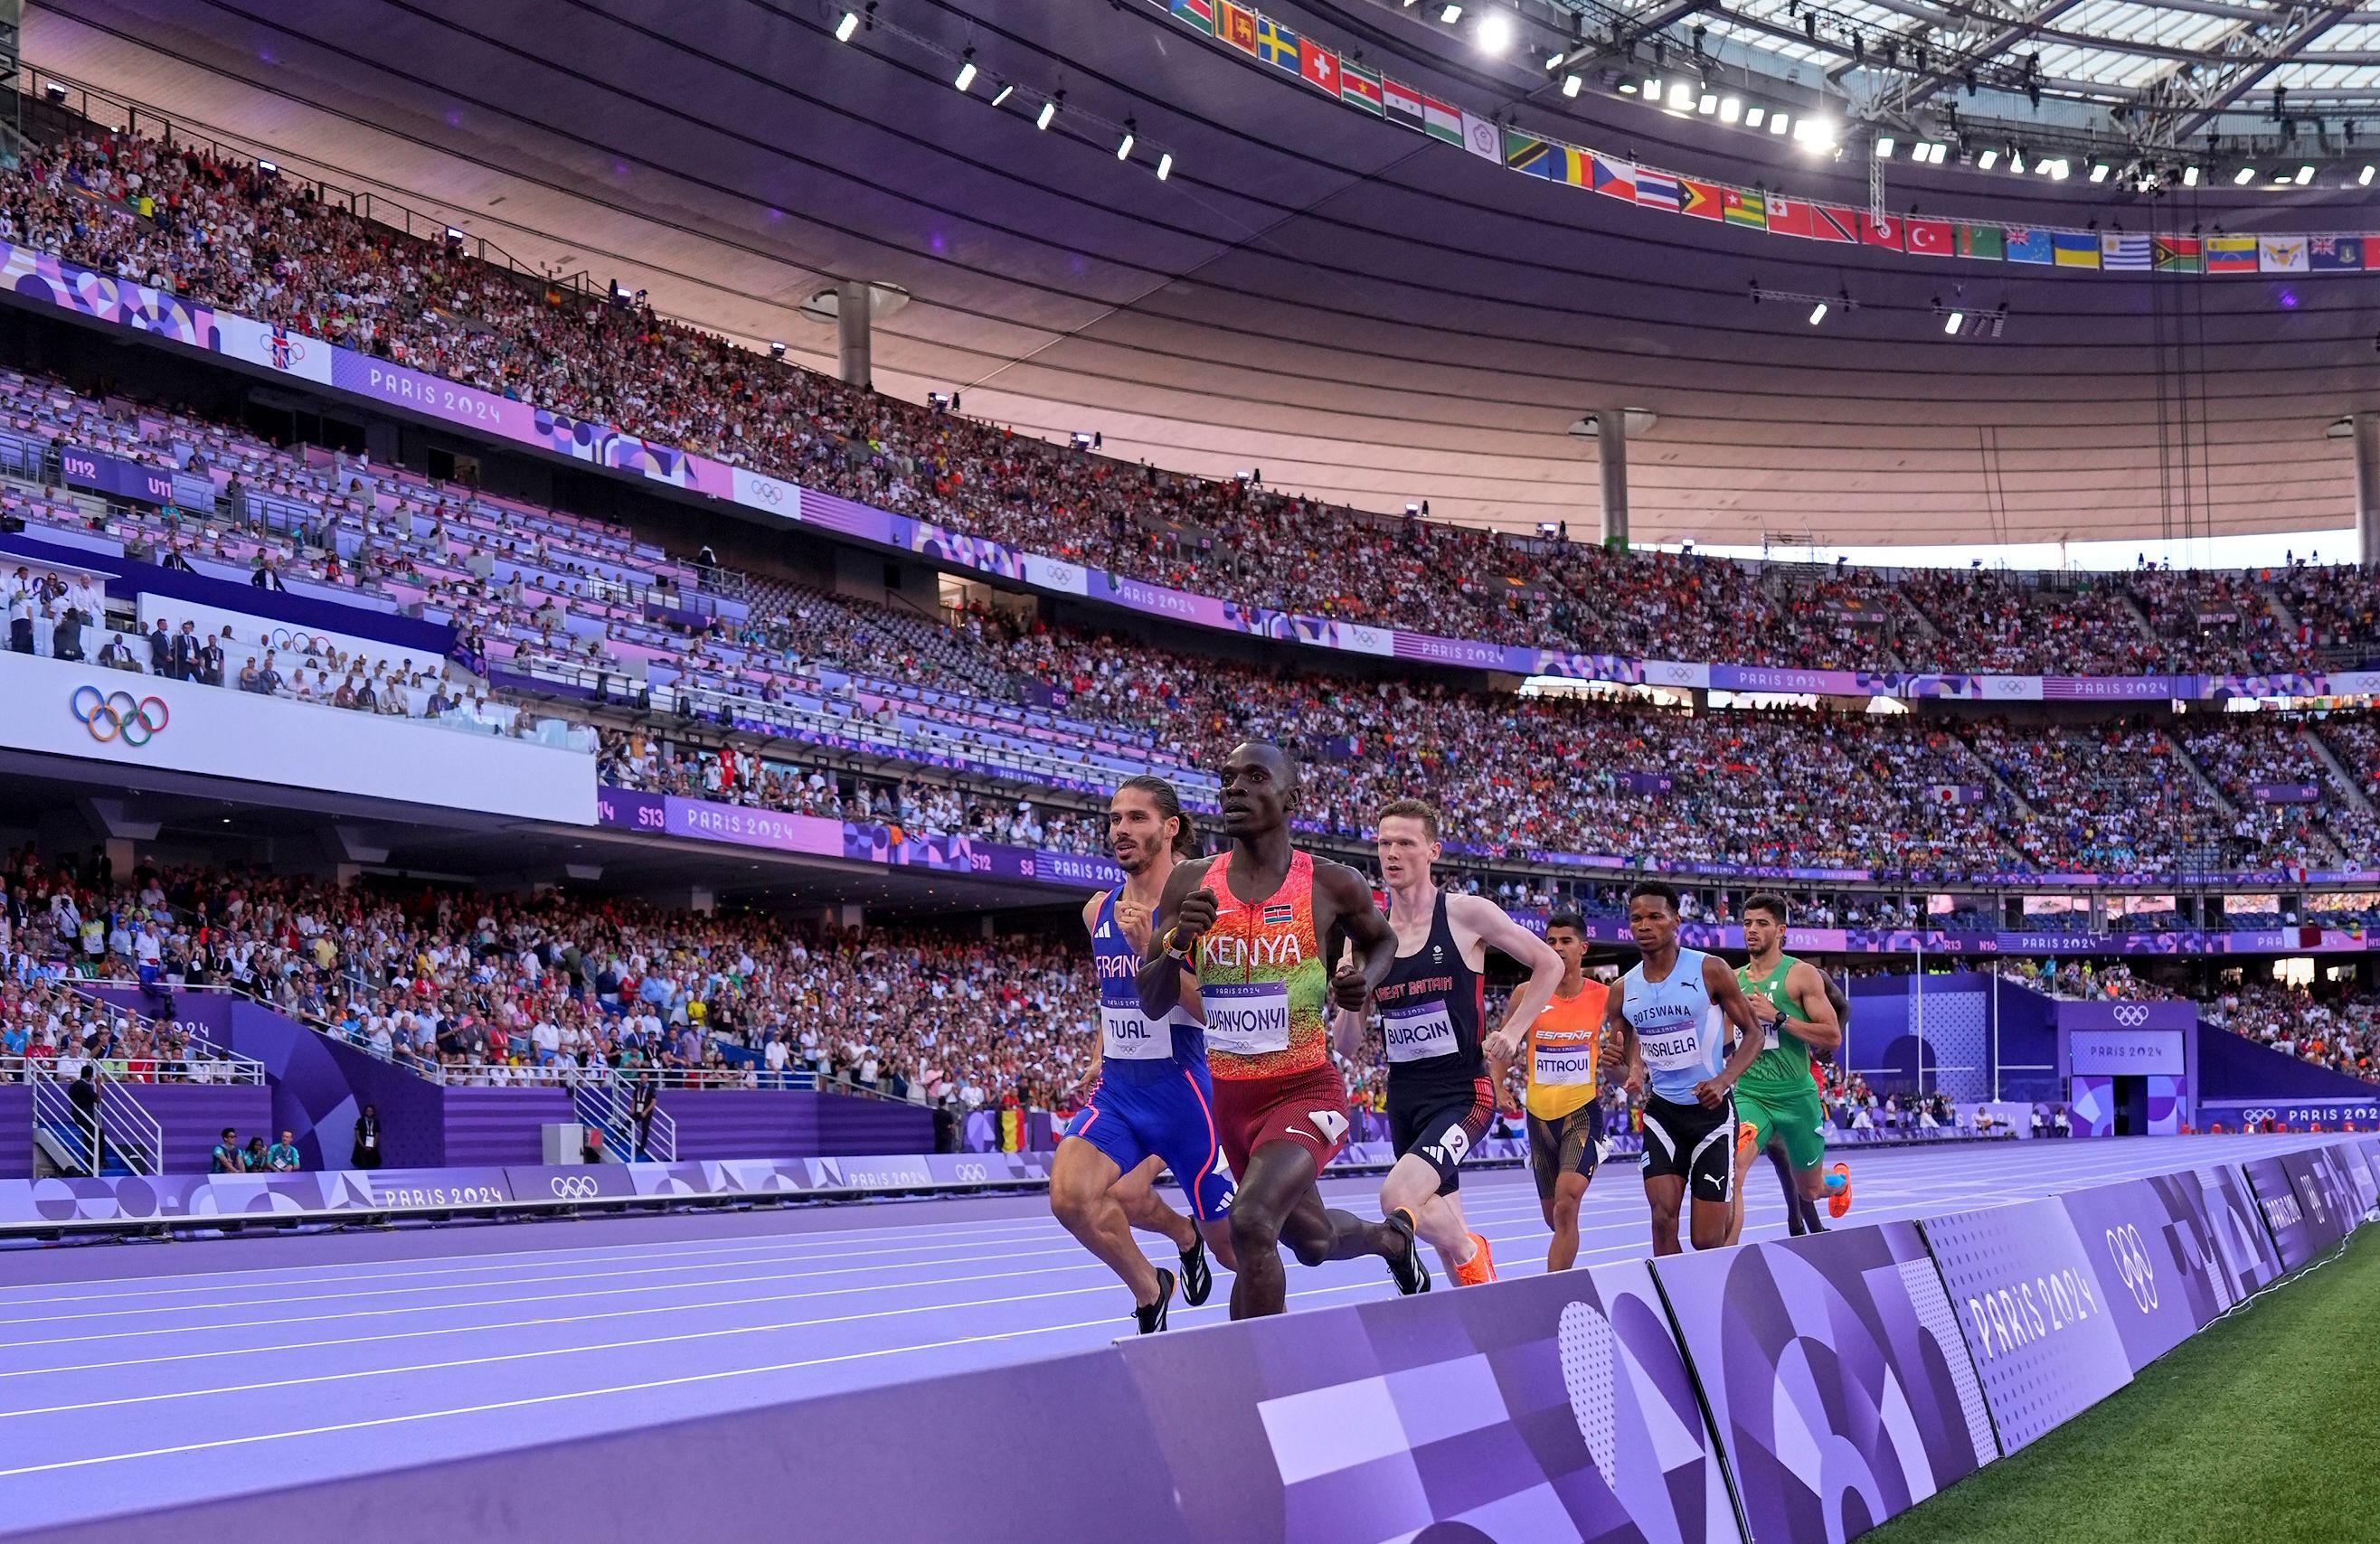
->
[1299,38,1338,93]
[1905,216,1953,256]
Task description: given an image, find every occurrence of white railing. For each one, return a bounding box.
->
[61,984,268,1084]
[570,1075,678,1163]
[20,1061,162,1176]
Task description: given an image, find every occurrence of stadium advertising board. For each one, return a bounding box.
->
[2241,1154,2342,1270]
[2067,1029,2188,1075]
[1919,1198,2134,1451]
[1112,1258,1742,1544]
[56,444,179,504]
[0,650,594,824]
[2051,1167,2283,1371]
[1652,1220,1998,1540]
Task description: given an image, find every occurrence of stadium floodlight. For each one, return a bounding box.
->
[1546,51,1565,71]
[1563,73,1584,98]
[1156,151,1173,181]
[1036,96,1060,130]
[2049,158,2070,180]
[1440,3,1462,23]
[990,82,1014,107]
[2182,164,2200,185]
[2090,159,2111,183]
[1719,97,1741,124]
[2234,165,2256,184]
[1769,112,1790,137]
[1745,106,1765,128]
[1875,136,1895,158]
[1698,92,1717,115]
[1807,301,1828,325]
[1615,76,1637,96]
[1641,78,1661,101]
[1117,120,1136,160]
[2364,165,2377,185]
[2296,165,2315,184]
[834,8,860,42]
[953,51,977,92]
[1977,148,1998,169]
[1668,80,1694,110]
[1476,11,1509,52]
[1944,310,1963,334]
[769,341,786,357]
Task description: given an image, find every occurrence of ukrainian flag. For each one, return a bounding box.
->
[2051,231,2100,269]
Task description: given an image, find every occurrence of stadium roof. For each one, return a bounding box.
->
[30,0,2380,553]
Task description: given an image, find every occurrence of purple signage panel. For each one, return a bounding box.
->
[2068,1028,2187,1076]
[2040,674,2186,701]
[2241,1154,2335,1270]
[329,350,543,442]
[1391,628,1538,673]
[0,1165,516,1228]
[1706,663,1865,695]
[2053,1167,2283,1372]
[1652,1220,1998,1541]
[1920,1198,2134,1449]
[1113,1258,1741,1543]
[2251,782,2323,804]
[58,444,178,504]
[595,784,667,834]
[2281,1145,2364,1252]
[660,796,841,856]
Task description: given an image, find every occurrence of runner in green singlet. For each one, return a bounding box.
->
[1724,892,1843,1247]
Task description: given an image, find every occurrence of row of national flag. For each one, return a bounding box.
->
[1156,0,2380,277]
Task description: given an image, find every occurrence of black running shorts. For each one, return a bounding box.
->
[1638,1093,1737,1206]
[1388,1074,1497,1196]
[1527,1099,1604,1200]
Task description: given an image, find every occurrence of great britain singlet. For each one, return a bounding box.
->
[1371,890,1486,1087]
[1091,887,1203,1086]
[1193,849,1327,1080]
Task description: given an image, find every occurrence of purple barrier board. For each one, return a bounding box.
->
[2049,1165,2282,1374]
[1919,1197,2134,1450]
[1653,1219,1998,1542]
[2240,1154,2339,1270]
[1112,1257,1741,1543]
[2281,1145,2365,1254]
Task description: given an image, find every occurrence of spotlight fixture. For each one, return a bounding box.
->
[1746,105,1766,127]
[1615,75,1638,96]
[1809,301,1828,325]
[1643,77,1663,101]
[2234,165,2256,184]
[2296,165,2315,184]
[1719,96,1741,124]
[1440,3,1463,22]
[770,341,786,358]
[1977,148,1999,169]
[1036,95,1061,130]
[1157,151,1173,181]
[1117,119,1136,160]
[1769,112,1790,137]
[953,50,977,92]
[2090,159,2111,183]
[1875,135,1896,158]
[1668,80,1694,110]
[1943,310,1963,334]
[834,7,860,42]
[1698,92,1717,115]
[1476,11,1511,52]
[991,82,1014,107]
[2364,165,2377,186]
[1564,73,1584,98]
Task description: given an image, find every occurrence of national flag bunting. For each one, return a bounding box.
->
[1460,110,1499,160]
[1422,94,1464,146]
[2205,235,2258,273]
[1635,169,1685,212]
[2101,233,2150,270]
[1861,213,1903,250]
[1680,178,1724,220]
[1254,15,1299,71]
[1299,37,1339,93]
[1168,0,1215,35]
[1722,189,1766,228]
[1218,0,1258,52]
[1588,152,1636,201]
[1904,217,1952,256]
[1340,60,1383,115]
[2051,231,2099,268]
[1555,146,1591,187]
[1956,223,2005,260]
[1505,130,1553,177]
[1382,77,1424,132]
[2153,236,2203,273]
[1764,196,1817,239]
[2310,235,2365,271]
[2006,228,2054,265]
[2260,235,2309,273]
[1810,205,1862,243]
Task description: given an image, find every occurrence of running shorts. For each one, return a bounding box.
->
[1211,1060,1352,1176]
[1388,1074,1497,1196]
[1061,1065,1235,1223]
[1639,1093,1737,1206]
[1736,1078,1828,1172]
[1528,1098,1605,1200]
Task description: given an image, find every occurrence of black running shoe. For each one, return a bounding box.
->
[1384,1210,1432,1295]
[1178,1233,1213,1308]
[1135,1267,1176,1335]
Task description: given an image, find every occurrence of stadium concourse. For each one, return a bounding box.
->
[1,0,2379,1539]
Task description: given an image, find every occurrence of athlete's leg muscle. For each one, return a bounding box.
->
[1547,1170,1590,1272]
[1051,1136,1159,1304]
[1113,1155,1195,1249]
[1644,1172,1686,1256]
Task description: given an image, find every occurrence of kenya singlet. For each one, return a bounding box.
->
[1371,890,1487,1088]
[1090,888,1203,1085]
[1194,850,1327,1080]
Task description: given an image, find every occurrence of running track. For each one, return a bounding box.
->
[0,1134,2338,1534]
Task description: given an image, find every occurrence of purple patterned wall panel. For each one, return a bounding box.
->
[1114,1259,1742,1543]
[2052,1166,2281,1373]
[118,1084,274,1172]
[2241,1155,2331,1270]
[1653,1220,1998,1542]
[1919,1197,2134,1450]
[0,1086,30,1179]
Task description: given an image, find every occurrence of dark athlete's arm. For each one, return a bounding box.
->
[1315,860,1395,1012]
[1783,960,1844,1053]
[1695,955,1768,1106]
[1134,860,1211,1021]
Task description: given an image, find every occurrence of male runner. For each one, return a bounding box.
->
[1050,776,1235,1333]
[1139,743,1423,1319]
[1334,800,1563,1287]
[1722,893,1846,1246]
[1598,880,1768,1256]
[1487,910,1609,1272]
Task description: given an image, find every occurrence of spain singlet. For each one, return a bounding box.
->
[1194,849,1327,1080]
[1525,981,1608,1121]
[1736,955,1818,1097]
[1091,887,1203,1086]
[1371,890,1486,1087]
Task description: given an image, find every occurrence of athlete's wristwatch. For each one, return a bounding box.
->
[1162,925,1195,966]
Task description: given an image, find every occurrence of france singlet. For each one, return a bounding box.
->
[1193,849,1328,1080]
[1090,888,1203,1082]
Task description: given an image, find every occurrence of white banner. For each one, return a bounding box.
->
[1979,675,2044,701]
[730,466,801,523]
[1020,553,1089,596]
[212,313,336,386]
[0,651,594,824]
[1336,623,1395,657]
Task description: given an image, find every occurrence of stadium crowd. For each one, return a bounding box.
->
[3,119,2374,680]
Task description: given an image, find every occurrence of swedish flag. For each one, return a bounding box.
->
[1255,15,1300,72]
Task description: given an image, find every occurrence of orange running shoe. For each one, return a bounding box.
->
[1736,1120,1760,1159]
[1826,1162,1854,1219]
[1454,1230,1497,1286]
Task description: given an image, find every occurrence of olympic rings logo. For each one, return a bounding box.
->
[71,686,168,747]
[2103,1223,2158,1311]
[269,628,326,653]
[549,1175,600,1199]
[2112,1005,2150,1027]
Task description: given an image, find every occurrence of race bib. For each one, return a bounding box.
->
[1638,1021,1705,1069]
[1382,1001,1458,1062]
[1762,1022,1781,1050]
[1534,1040,1597,1085]
[1204,981,1290,1055]
[1100,1004,1170,1061]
